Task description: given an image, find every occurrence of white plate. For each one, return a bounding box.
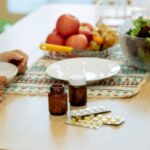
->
[0,62,18,81]
[46,57,120,82]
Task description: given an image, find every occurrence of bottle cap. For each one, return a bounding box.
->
[69,74,86,86]
[50,83,64,93]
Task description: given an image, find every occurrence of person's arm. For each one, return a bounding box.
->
[0,50,28,74]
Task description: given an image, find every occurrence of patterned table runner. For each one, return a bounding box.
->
[4,55,149,99]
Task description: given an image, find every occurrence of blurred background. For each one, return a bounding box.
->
[0,0,94,22]
[0,0,94,32]
[0,0,149,33]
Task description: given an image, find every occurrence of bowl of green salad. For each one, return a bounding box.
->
[119,17,150,70]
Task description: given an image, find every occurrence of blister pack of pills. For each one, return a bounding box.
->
[70,106,111,117]
[66,114,124,130]
[66,115,103,130]
[66,105,124,130]
[101,115,124,126]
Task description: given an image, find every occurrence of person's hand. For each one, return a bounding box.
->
[0,50,28,74]
[0,76,7,96]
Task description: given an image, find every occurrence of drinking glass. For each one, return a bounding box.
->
[95,0,131,28]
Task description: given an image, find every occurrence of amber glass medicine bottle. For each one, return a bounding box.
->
[48,83,67,115]
[69,75,87,106]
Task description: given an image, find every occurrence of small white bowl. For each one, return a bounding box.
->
[0,62,18,81]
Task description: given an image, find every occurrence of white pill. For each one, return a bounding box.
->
[115,116,121,121]
[111,119,117,124]
[106,116,112,120]
[93,117,99,122]
[72,118,76,122]
[90,114,94,118]
[102,118,108,124]
[84,117,90,120]
[84,120,88,124]
[75,122,79,125]
[90,121,94,125]
[96,122,101,126]
[97,114,103,119]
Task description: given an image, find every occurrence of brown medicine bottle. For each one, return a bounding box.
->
[48,83,67,115]
[69,75,87,106]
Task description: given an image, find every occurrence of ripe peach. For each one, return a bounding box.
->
[79,26,92,41]
[65,34,88,49]
[46,32,65,45]
[56,14,80,37]
[80,23,94,31]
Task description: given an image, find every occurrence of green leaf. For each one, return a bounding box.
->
[127,17,150,37]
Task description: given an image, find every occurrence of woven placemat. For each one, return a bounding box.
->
[4,56,149,98]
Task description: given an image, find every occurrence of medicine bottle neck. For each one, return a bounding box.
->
[50,83,64,94]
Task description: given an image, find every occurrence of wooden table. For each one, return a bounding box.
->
[0,4,150,150]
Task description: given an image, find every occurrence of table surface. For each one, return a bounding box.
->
[0,3,150,150]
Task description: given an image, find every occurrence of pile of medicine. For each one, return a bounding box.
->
[66,106,124,130]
